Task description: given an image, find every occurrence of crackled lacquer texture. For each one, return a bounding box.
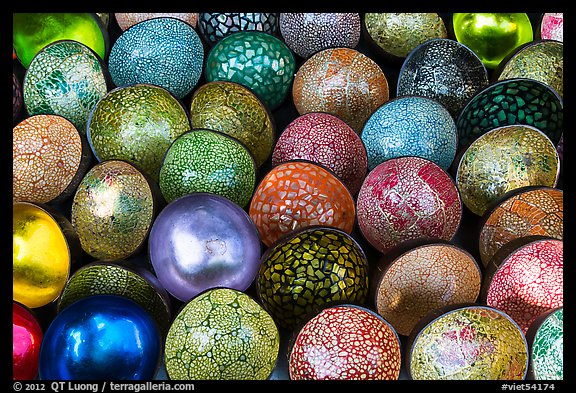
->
[409,306,528,380]
[485,238,563,333]
[108,17,204,99]
[159,130,256,207]
[375,243,481,337]
[23,40,108,133]
[397,38,488,118]
[364,13,447,59]
[71,160,155,261]
[13,203,72,309]
[256,227,369,330]
[272,112,368,195]
[479,187,563,267]
[357,157,462,254]
[249,161,356,247]
[496,41,563,98]
[114,13,199,31]
[293,47,389,133]
[57,262,171,335]
[198,13,278,46]
[456,125,559,216]
[189,81,274,168]
[279,13,361,59]
[13,115,83,204]
[164,288,280,380]
[205,31,295,110]
[87,84,190,182]
[530,308,563,380]
[361,96,457,171]
[540,13,563,41]
[457,79,563,148]
[289,306,401,380]
[13,73,23,122]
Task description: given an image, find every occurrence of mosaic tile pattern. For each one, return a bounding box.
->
[479,187,563,267]
[409,306,528,380]
[108,17,204,100]
[159,130,256,207]
[456,78,563,148]
[364,13,447,59]
[189,81,274,168]
[357,156,462,254]
[164,288,280,380]
[397,38,488,118]
[71,160,155,261]
[198,13,278,46]
[114,13,199,31]
[361,96,457,171]
[375,243,481,337]
[87,84,190,182]
[289,305,401,380]
[256,227,369,330]
[530,308,563,380]
[293,47,389,133]
[485,238,563,333]
[279,13,361,59]
[23,40,108,133]
[13,115,83,204]
[249,161,356,247]
[205,31,295,110]
[456,125,560,216]
[272,112,368,195]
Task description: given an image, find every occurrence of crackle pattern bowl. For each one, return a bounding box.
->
[198,13,279,46]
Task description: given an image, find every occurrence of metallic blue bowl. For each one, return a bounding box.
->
[38,295,161,380]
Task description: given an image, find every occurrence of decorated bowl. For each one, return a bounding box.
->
[108,17,204,100]
[71,159,161,261]
[478,186,563,268]
[87,83,190,182]
[481,236,563,333]
[189,81,275,168]
[13,72,23,122]
[23,40,110,133]
[205,31,295,110]
[525,307,563,380]
[406,304,529,380]
[13,114,92,204]
[363,13,447,62]
[57,260,171,336]
[272,112,368,195]
[361,96,457,171]
[456,78,563,149]
[279,13,361,59]
[494,40,563,98]
[158,129,256,207]
[148,193,262,302]
[292,47,389,133]
[538,13,563,41]
[372,239,482,337]
[288,304,401,380]
[13,13,108,69]
[249,160,356,247]
[164,287,280,380]
[452,13,533,69]
[455,124,560,216]
[13,201,82,309]
[256,226,369,330]
[198,12,279,46]
[114,12,199,31]
[13,302,43,380]
[356,156,462,254]
[39,295,162,380]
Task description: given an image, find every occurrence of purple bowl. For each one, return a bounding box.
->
[148,192,262,302]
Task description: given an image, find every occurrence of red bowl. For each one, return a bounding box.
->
[13,302,43,380]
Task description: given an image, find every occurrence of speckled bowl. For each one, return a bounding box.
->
[478,186,563,268]
[525,307,563,380]
[481,236,563,334]
[397,38,489,118]
[406,304,529,380]
[372,239,482,337]
[114,13,199,31]
[198,12,279,46]
[455,124,560,216]
[538,13,563,41]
